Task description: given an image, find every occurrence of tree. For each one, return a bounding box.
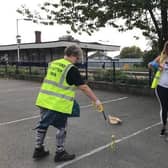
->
[120,46,143,58]
[17,0,168,50]
[142,41,160,66]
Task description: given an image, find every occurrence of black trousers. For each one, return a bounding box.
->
[156,85,168,126]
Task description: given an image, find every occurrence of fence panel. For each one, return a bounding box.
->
[0,61,153,87]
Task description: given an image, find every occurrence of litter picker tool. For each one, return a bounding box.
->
[102,110,107,120]
[98,106,122,125]
[92,101,107,121]
[93,102,122,125]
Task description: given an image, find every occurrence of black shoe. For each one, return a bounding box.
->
[32,146,49,160]
[54,150,75,162]
[160,129,166,136]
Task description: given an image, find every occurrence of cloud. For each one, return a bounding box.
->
[0,0,149,51]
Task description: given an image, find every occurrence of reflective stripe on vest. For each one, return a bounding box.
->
[43,79,75,91]
[59,64,74,84]
[40,89,74,101]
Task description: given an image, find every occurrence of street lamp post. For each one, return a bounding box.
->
[16,18,53,62]
[16,19,21,62]
[16,18,32,62]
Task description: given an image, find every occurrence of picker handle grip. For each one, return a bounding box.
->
[93,100,104,112]
[92,100,106,120]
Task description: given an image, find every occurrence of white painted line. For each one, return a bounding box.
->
[0,98,31,104]
[55,121,161,168]
[81,97,128,108]
[0,86,40,93]
[0,115,40,126]
[0,97,128,126]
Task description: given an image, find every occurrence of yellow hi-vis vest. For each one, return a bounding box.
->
[151,70,161,89]
[35,58,76,115]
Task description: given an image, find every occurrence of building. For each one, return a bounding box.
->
[0,34,120,63]
[0,34,120,79]
[88,51,114,69]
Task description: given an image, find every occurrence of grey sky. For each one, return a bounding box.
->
[0,0,149,54]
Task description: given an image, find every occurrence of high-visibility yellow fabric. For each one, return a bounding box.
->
[151,70,161,89]
[35,58,76,114]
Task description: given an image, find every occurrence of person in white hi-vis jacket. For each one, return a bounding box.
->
[148,41,168,136]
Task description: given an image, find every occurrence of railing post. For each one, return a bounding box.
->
[44,62,47,75]
[15,62,19,74]
[29,65,32,75]
[5,63,7,74]
[112,61,116,82]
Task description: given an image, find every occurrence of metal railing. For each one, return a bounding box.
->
[0,61,153,87]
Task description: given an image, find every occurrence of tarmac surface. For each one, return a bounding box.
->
[0,78,168,168]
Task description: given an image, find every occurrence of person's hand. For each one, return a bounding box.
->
[93,100,104,112]
[148,60,159,70]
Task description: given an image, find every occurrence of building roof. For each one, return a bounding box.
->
[89,51,113,60]
[0,40,120,52]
